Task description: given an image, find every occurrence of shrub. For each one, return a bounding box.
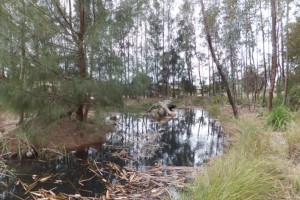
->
[273,94,284,107]
[266,106,293,131]
[289,85,300,110]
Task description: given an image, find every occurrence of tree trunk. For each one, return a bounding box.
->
[19,0,27,125]
[259,0,268,106]
[269,0,278,111]
[199,0,238,118]
[284,0,290,104]
[76,0,87,121]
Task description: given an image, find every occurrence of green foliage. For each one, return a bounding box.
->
[94,80,124,107]
[266,106,293,131]
[192,97,205,106]
[289,85,300,110]
[293,177,300,193]
[288,18,300,65]
[273,94,284,107]
[180,77,196,95]
[208,95,227,105]
[0,81,46,114]
[129,73,152,98]
[208,105,221,117]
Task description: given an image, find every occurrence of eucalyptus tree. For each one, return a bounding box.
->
[221,0,242,100]
[284,0,291,104]
[176,0,196,96]
[269,0,278,111]
[287,16,300,101]
[147,0,164,96]
[199,0,239,118]
[258,0,268,105]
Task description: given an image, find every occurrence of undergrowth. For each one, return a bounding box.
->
[266,106,293,131]
[181,117,285,200]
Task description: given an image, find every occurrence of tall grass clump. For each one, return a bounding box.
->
[182,117,284,200]
[285,119,300,149]
[182,154,282,200]
[266,106,293,131]
[285,118,300,163]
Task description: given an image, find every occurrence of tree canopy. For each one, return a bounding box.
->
[0,0,299,122]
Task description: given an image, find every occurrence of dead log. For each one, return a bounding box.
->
[147,100,176,118]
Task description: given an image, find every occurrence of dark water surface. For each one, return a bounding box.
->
[106,109,223,169]
[0,108,224,199]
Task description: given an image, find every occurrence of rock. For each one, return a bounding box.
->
[23,146,38,159]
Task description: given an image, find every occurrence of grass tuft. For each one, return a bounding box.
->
[182,154,282,200]
[266,106,293,131]
[285,118,300,166]
[181,116,285,200]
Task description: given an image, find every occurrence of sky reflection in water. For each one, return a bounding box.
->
[106,108,223,170]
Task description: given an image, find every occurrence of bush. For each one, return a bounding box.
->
[266,106,293,131]
[273,94,284,107]
[289,85,300,110]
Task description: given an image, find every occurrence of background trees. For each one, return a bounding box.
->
[0,0,299,122]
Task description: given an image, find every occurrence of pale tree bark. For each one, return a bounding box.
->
[199,0,238,118]
[284,0,290,104]
[269,0,278,111]
[259,0,268,106]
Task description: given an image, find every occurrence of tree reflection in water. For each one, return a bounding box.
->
[106,109,223,170]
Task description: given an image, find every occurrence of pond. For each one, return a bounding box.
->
[0,108,224,199]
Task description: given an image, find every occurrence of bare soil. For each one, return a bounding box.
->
[0,98,170,153]
[0,114,112,155]
[36,119,110,151]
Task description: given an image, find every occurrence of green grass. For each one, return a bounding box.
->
[266,106,293,131]
[207,105,221,117]
[181,117,285,200]
[285,119,300,148]
[294,176,300,193]
[182,154,282,200]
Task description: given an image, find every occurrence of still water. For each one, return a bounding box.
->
[106,109,223,169]
[1,108,224,199]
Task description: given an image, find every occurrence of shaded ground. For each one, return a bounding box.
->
[0,113,112,155]
[0,98,167,154]
[0,97,250,153]
[36,119,110,150]
[0,112,18,134]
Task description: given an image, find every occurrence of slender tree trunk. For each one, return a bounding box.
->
[19,0,27,125]
[284,0,290,104]
[269,0,278,111]
[199,0,238,118]
[260,0,268,106]
[229,45,237,100]
[76,0,87,121]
